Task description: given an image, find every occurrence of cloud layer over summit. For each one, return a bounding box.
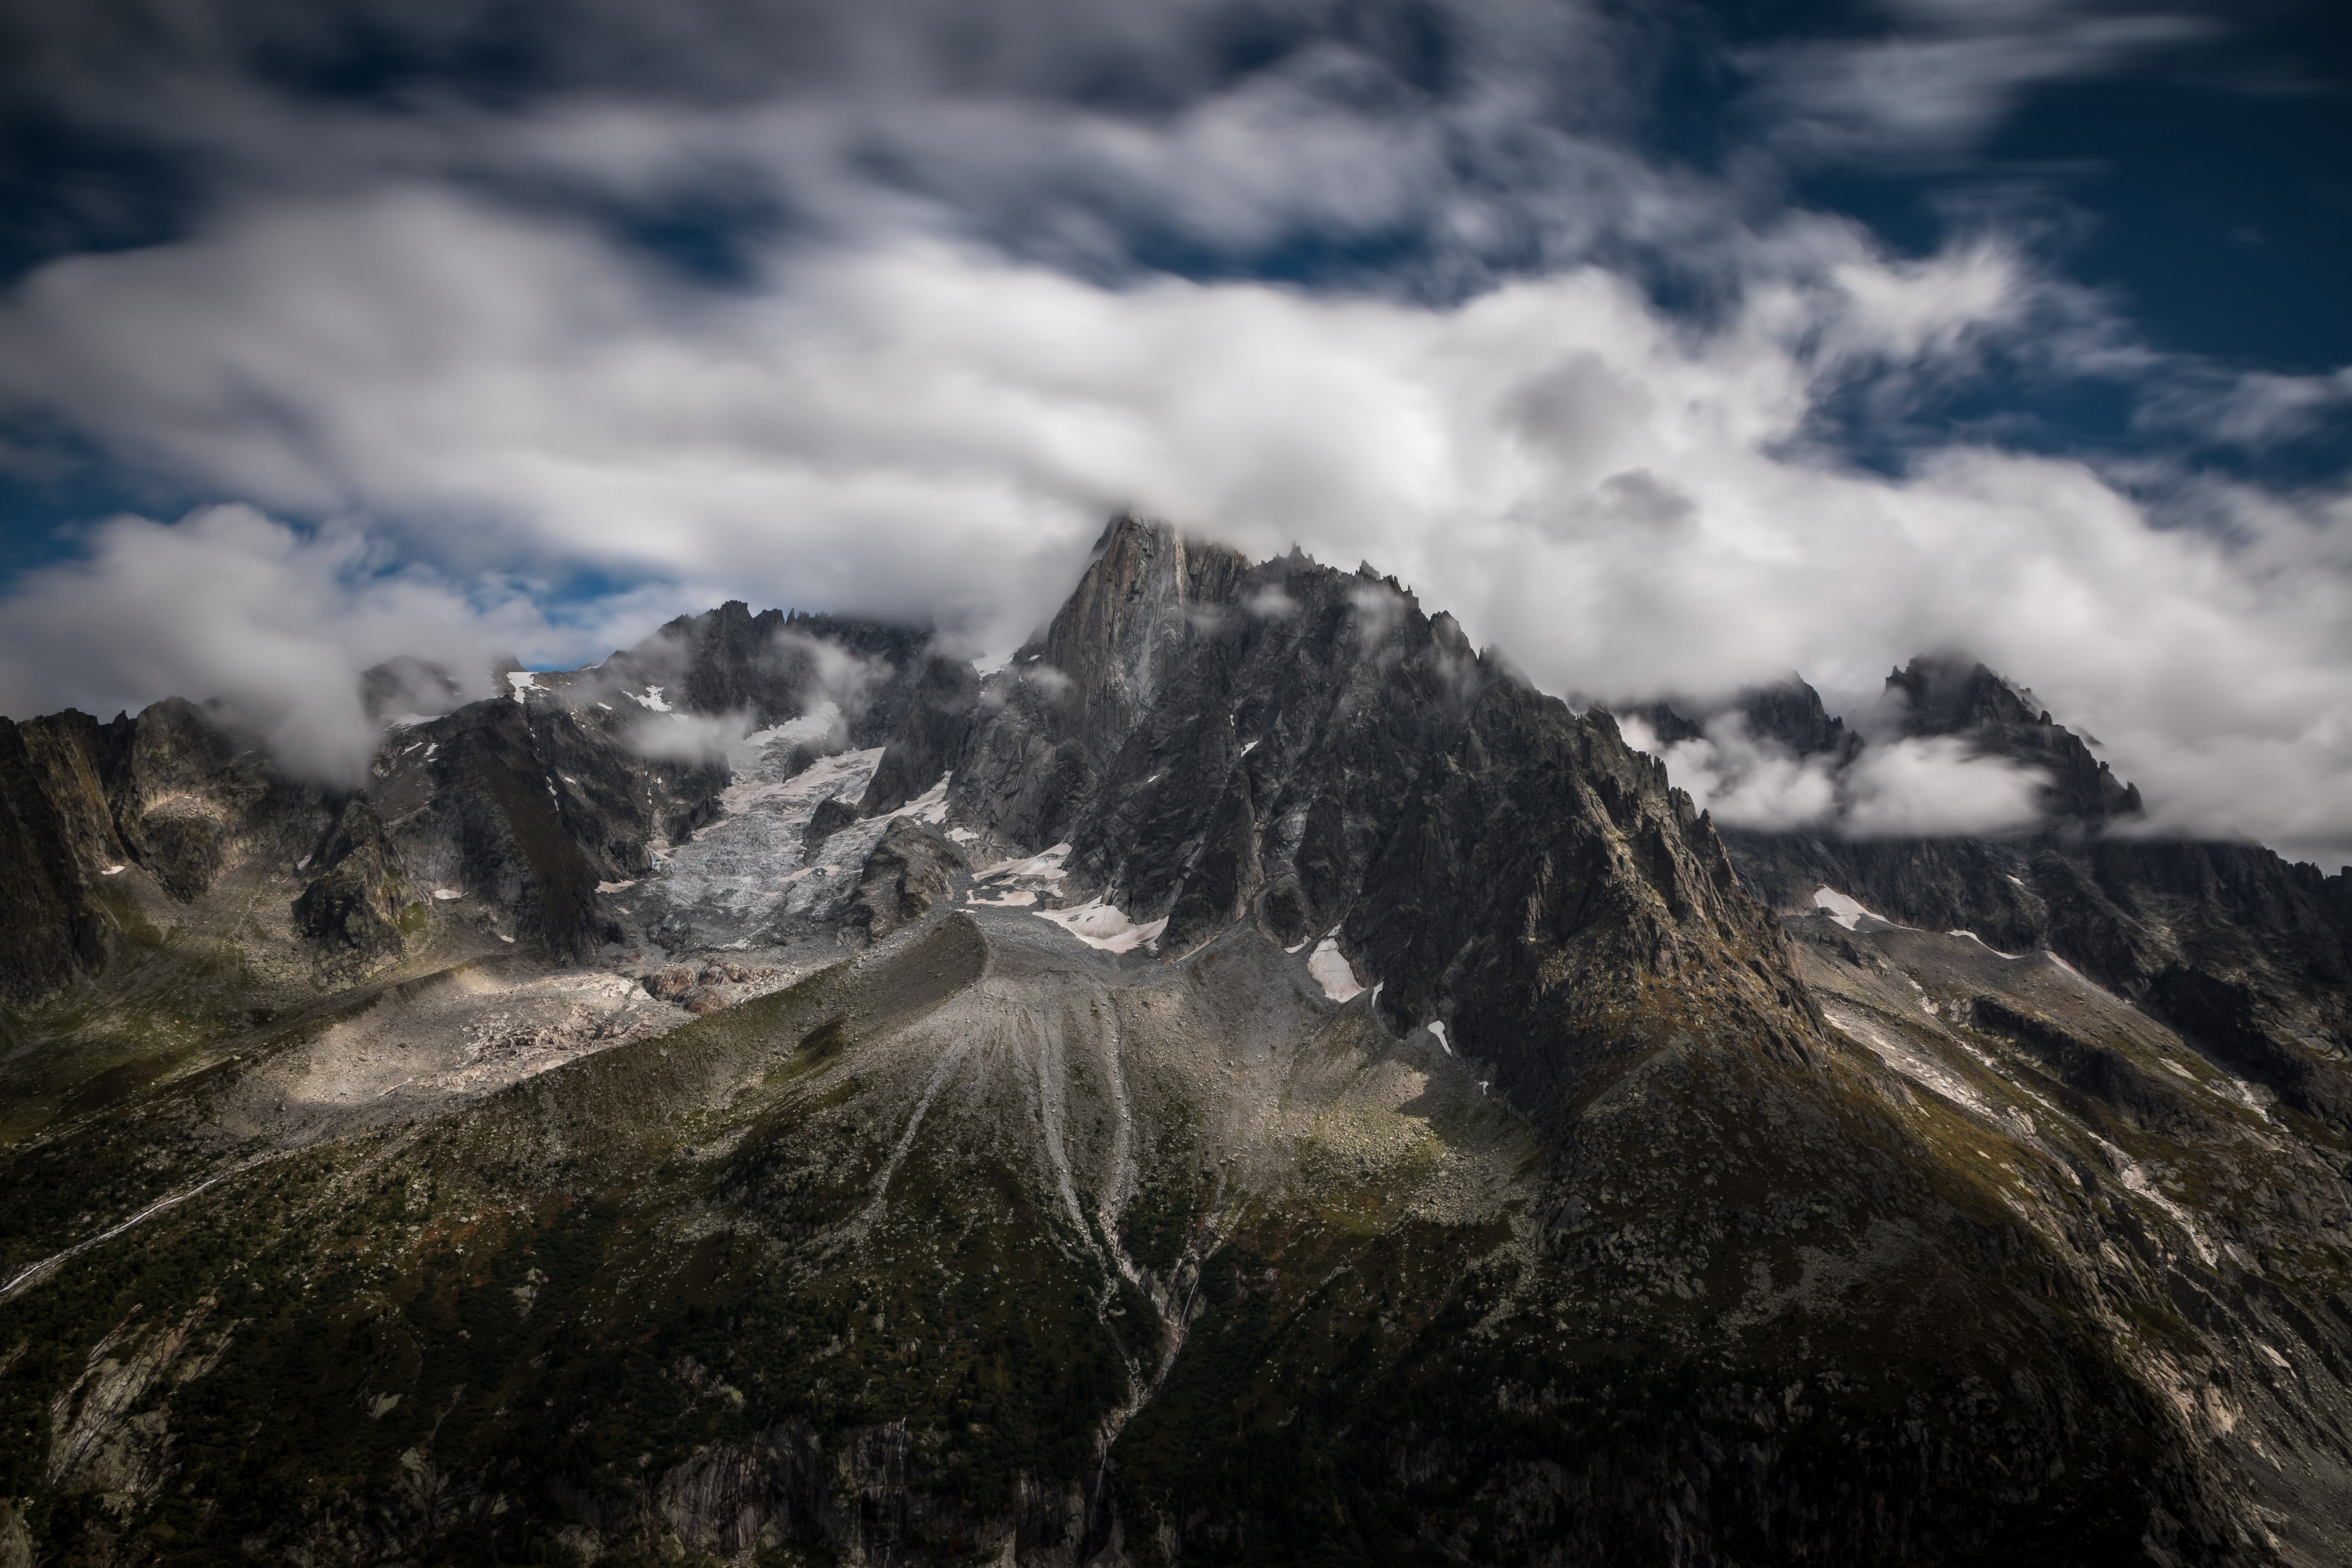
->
[0,0,2346,863]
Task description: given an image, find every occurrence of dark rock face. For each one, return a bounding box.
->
[1629,674,1860,763]
[0,717,110,1003]
[856,655,980,816]
[801,794,859,850]
[0,700,330,998]
[598,601,930,741]
[844,818,969,940]
[0,602,941,1003]
[1887,654,2142,820]
[1658,666,2352,1130]
[373,696,724,959]
[292,797,412,972]
[874,516,1817,1122]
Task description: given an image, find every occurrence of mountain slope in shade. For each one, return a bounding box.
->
[0,517,2348,1564]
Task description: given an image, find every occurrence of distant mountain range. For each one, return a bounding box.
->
[3,514,2350,1565]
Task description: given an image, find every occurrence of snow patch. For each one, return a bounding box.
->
[432,888,464,901]
[1033,899,1167,954]
[1427,1020,1451,1055]
[628,684,673,712]
[596,880,636,894]
[1812,887,1906,932]
[967,888,1038,908]
[1237,739,1258,757]
[101,863,127,876]
[886,771,953,825]
[974,841,1071,894]
[506,670,539,701]
[1308,936,1365,1003]
[1947,930,2026,959]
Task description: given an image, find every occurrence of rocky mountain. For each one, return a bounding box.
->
[2,516,2351,1566]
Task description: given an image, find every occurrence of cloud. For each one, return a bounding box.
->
[2134,365,2352,452]
[0,195,2347,862]
[1619,715,1844,833]
[624,707,756,763]
[0,504,612,780]
[1840,736,2048,837]
[1745,1,2209,168]
[0,0,2343,867]
[1618,713,2047,838]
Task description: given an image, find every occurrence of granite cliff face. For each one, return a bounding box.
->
[1640,661,2352,1133]
[2,518,2351,1566]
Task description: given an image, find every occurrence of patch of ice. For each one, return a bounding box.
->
[424,744,437,760]
[432,888,464,901]
[294,855,310,871]
[1812,887,1906,932]
[888,772,953,825]
[2162,1059,2197,1081]
[967,888,1038,908]
[1308,936,1365,1003]
[1428,1020,1451,1055]
[1237,739,1258,757]
[946,827,978,844]
[101,864,127,876]
[499,934,516,944]
[1947,930,2026,959]
[629,685,673,712]
[1033,898,1167,954]
[596,880,636,894]
[595,702,612,711]
[975,841,1071,892]
[506,670,539,701]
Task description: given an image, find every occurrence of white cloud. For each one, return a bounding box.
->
[1747,2,2209,167]
[624,707,756,762]
[0,2,2343,865]
[1619,713,2049,840]
[1620,715,1845,833]
[0,194,2347,861]
[1840,735,2048,837]
[0,504,616,780]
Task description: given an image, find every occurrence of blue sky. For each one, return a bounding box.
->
[0,0,2346,860]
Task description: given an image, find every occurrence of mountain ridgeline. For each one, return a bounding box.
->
[2,515,2351,1566]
